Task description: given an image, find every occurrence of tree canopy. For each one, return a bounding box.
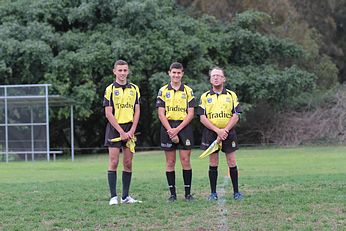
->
[0,0,327,148]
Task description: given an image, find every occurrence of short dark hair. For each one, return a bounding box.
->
[209,66,225,76]
[113,59,128,69]
[169,62,184,71]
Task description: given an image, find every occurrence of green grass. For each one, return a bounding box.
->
[1,146,346,230]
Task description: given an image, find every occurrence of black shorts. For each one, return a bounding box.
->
[104,122,133,148]
[200,128,239,153]
[160,120,194,151]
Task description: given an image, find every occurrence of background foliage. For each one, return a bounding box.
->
[0,0,343,150]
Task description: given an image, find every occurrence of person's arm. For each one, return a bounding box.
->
[224,113,239,132]
[105,106,129,140]
[158,107,172,133]
[127,104,140,139]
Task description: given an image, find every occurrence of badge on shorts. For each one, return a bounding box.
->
[114,90,119,96]
[207,98,212,103]
[186,139,191,146]
[232,141,236,147]
[166,92,171,98]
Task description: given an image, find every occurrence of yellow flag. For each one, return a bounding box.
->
[126,137,136,153]
[199,140,221,159]
[108,136,137,154]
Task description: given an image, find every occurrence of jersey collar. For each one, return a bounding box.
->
[168,83,184,91]
[113,81,132,88]
[210,87,227,95]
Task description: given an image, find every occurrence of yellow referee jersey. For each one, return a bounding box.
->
[103,81,140,124]
[156,83,196,121]
[198,88,242,128]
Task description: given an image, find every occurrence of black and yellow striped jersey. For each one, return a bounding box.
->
[103,81,140,124]
[197,88,242,128]
[156,83,196,121]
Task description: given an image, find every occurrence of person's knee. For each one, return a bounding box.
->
[180,157,191,169]
[228,161,236,167]
[123,159,132,171]
[108,158,119,170]
[209,154,219,166]
[166,159,176,169]
[227,154,236,167]
[209,160,218,166]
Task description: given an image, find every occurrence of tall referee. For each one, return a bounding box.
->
[156,62,196,202]
[103,60,141,205]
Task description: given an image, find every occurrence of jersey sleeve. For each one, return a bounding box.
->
[156,87,165,108]
[231,92,242,114]
[135,84,141,105]
[187,87,196,108]
[197,93,207,116]
[103,85,113,107]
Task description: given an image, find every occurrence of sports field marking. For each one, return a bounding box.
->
[217,176,230,230]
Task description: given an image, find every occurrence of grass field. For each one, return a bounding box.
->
[0,146,346,231]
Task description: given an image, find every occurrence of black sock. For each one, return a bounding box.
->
[107,171,117,198]
[166,171,176,196]
[209,166,218,193]
[183,169,192,196]
[122,171,132,199]
[229,166,239,194]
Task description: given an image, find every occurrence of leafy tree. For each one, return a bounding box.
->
[0,0,317,148]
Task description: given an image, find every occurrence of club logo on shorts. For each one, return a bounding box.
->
[186,139,191,146]
[114,90,119,96]
[232,141,236,147]
[207,98,212,103]
[166,92,171,98]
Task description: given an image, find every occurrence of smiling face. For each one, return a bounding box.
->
[210,69,226,88]
[168,68,184,85]
[113,64,129,84]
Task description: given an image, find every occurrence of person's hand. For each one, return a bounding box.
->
[120,131,129,141]
[171,136,179,144]
[127,129,136,139]
[167,127,179,139]
[216,128,228,141]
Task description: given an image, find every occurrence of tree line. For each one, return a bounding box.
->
[1,0,340,150]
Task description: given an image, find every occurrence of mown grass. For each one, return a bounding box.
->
[0,146,345,230]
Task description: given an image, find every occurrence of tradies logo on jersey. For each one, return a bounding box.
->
[166,105,186,112]
[207,111,232,119]
[115,102,134,109]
